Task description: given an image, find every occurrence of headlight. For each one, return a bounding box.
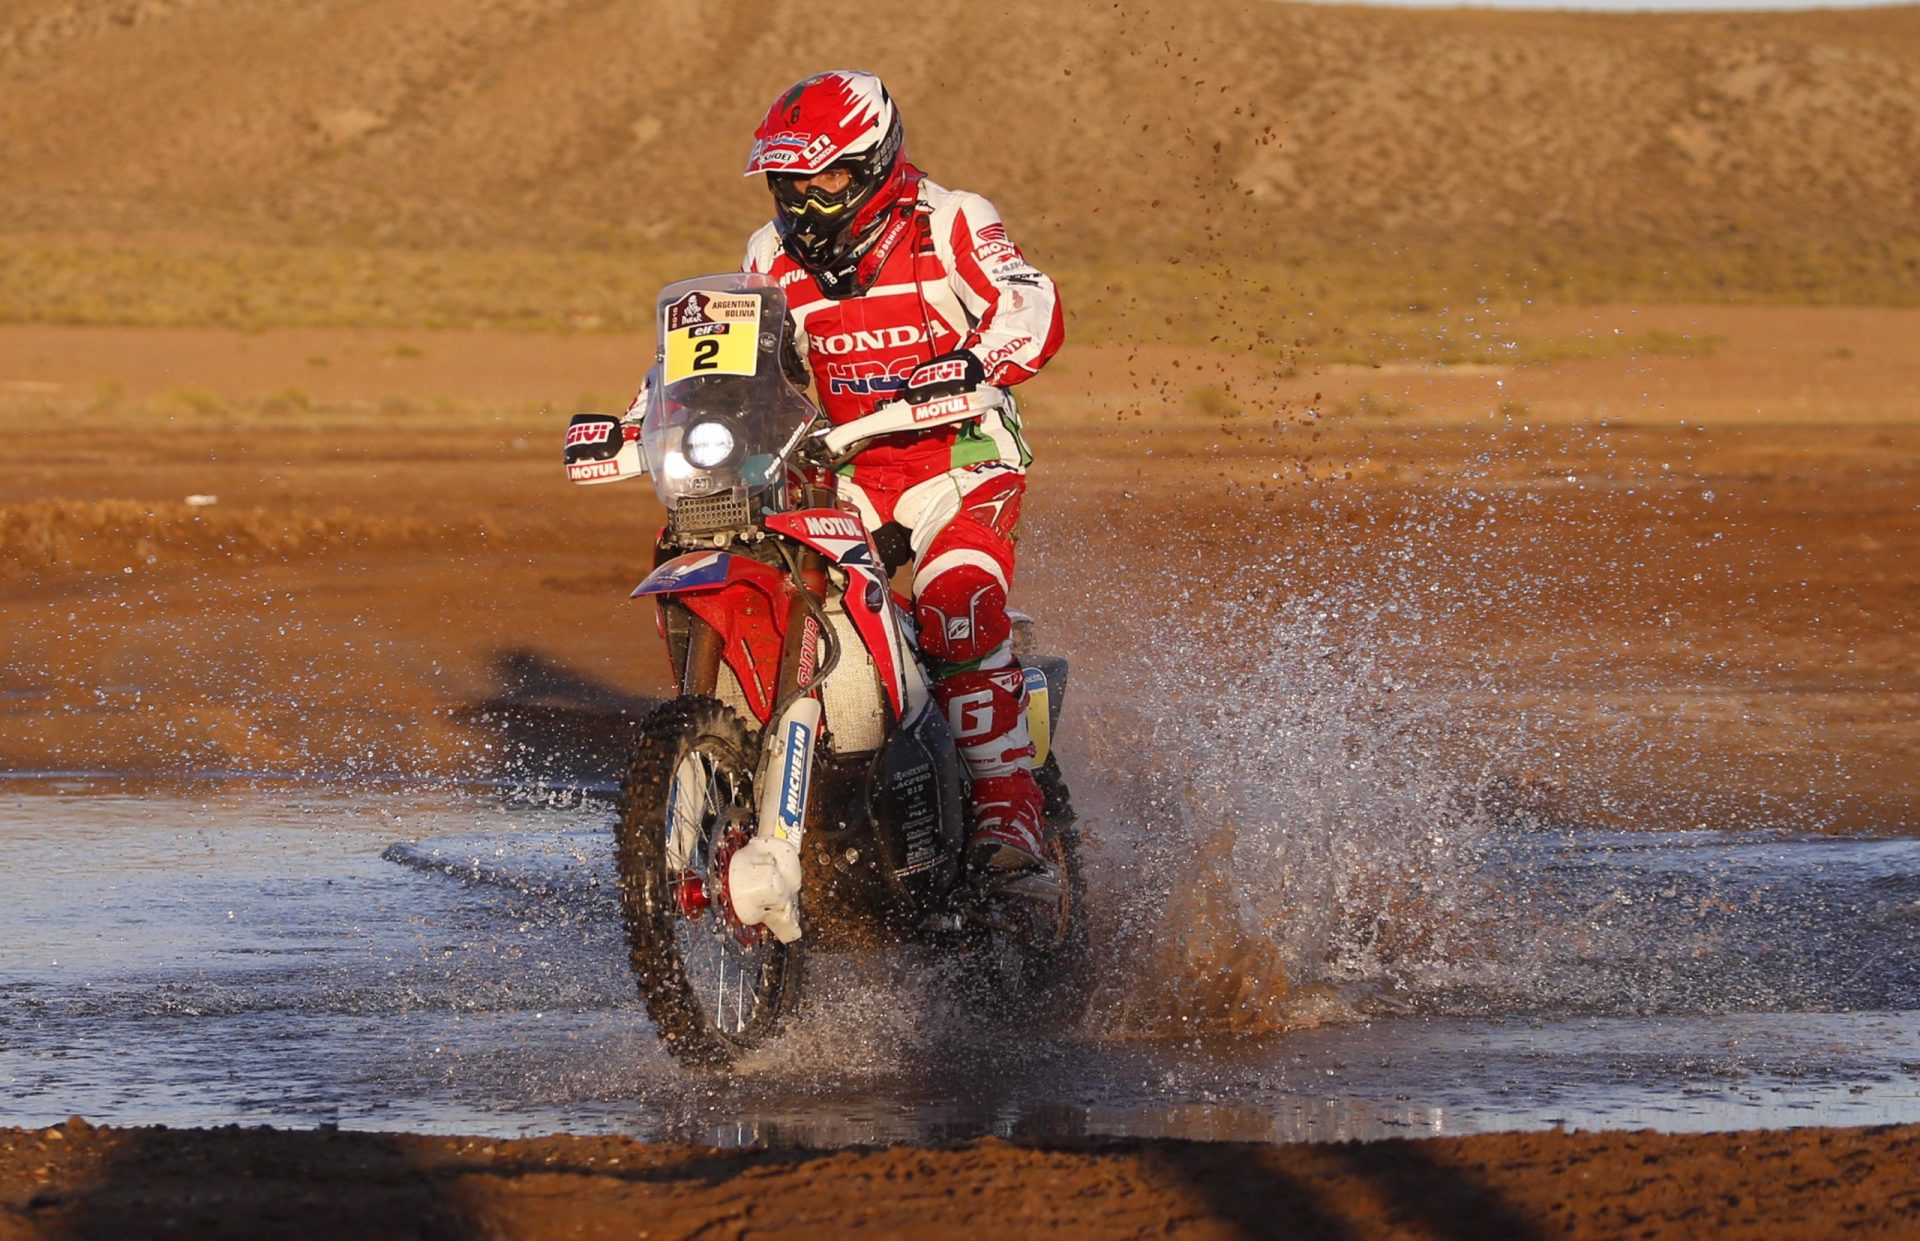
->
[660,451,695,481]
[684,420,737,469]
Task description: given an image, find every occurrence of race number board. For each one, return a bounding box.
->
[662,290,763,383]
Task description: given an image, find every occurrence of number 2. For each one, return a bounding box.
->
[691,338,720,371]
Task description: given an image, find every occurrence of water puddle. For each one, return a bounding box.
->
[3,783,1918,1146]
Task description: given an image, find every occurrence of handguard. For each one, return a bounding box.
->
[563,413,648,485]
[816,387,1008,460]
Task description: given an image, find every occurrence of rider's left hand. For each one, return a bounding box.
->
[900,350,985,405]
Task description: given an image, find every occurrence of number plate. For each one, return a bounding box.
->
[662,289,763,383]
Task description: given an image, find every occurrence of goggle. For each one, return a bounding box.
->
[769,166,865,219]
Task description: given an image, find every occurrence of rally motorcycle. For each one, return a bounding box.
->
[564,273,1083,1067]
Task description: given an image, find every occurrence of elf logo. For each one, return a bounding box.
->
[778,719,812,832]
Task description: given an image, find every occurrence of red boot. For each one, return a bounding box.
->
[929,664,1046,870]
[967,770,1047,870]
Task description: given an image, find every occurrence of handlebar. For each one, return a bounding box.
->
[812,387,1008,462]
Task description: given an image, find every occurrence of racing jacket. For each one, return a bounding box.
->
[743,170,1064,495]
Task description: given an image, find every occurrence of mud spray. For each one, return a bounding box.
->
[8,424,1917,1138]
[1035,479,1524,1041]
[1014,445,1905,1046]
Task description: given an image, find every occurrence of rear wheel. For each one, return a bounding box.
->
[615,696,803,1068]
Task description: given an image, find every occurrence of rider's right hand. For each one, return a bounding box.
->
[898,349,985,406]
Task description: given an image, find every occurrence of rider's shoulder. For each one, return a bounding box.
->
[918,181,1010,249]
[918,179,998,221]
[742,222,783,274]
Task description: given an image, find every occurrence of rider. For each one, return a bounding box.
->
[742,70,1064,869]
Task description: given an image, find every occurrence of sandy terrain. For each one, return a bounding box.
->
[4,1119,1918,1239]
[2,303,1912,825]
[4,0,1918,1231]
[3,0,1917,276]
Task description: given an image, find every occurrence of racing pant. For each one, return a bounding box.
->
[838,462,1045,860]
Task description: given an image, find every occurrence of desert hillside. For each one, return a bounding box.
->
[2,0,1918,291]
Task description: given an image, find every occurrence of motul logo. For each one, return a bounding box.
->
[813,325,927,356]
[803,514,863,539]
[912,395,970,422]
[567,459,620,480]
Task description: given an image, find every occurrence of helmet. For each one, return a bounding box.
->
[744,71,907,273]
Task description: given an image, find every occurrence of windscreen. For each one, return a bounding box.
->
[639,273,816,511]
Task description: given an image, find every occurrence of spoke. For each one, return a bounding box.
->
[660,731,777,1043]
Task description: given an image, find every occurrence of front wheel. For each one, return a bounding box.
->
[615,696,803,1068]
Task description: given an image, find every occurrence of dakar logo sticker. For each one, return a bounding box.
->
[665,291,760,333]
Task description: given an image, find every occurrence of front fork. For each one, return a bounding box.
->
[753,578,825,855]
[729,549,830,944]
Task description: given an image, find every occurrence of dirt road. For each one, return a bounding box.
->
[3,304,1914,825]
[3,1119,1917,1240]
[4,306,1918,1237]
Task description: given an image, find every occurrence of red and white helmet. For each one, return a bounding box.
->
[745,71,908,273]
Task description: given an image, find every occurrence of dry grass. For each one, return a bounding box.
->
[0,239,708,333]
[0,236,1862,370]
[1065,242,1907,365]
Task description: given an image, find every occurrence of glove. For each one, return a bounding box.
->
[899,349,985,406]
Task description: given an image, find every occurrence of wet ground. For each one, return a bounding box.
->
[5,779,1917,1148]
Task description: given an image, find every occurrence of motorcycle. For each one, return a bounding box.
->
[563,272,1084,1067]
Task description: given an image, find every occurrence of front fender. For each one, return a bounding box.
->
[631,551,743,598]
[632,551,791,722]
